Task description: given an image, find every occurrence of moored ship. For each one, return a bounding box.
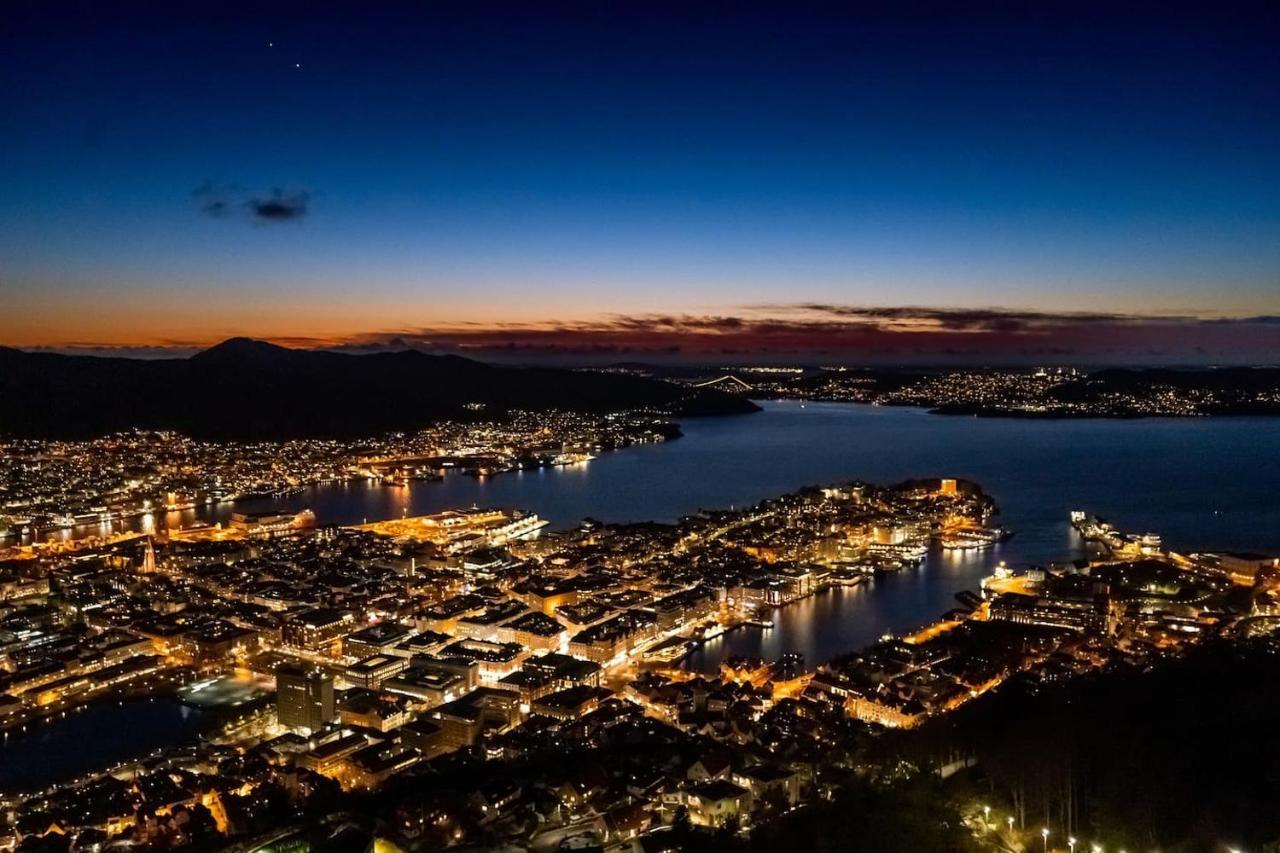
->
[941,525,1006,551]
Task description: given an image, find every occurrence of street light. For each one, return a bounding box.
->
[1007,816,1015,832]
[983,805,991,829]
[1092,845,1102,853]
[1042,827,1050,853]
[1069,837,1077,853]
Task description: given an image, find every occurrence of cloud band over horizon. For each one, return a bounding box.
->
[15,304,1280,366]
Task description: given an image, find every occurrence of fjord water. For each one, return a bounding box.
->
[234,400,1280,669]
[8,402,1280,790]
[240,400,1280,548]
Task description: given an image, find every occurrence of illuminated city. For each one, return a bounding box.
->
[3,3,1280,852]
[2,440,1278,850]
[0,411,676,544]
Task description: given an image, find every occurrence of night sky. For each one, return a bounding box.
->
[3,2,1279,363]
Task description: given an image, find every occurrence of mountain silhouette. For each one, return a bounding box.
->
[0,340,758,439]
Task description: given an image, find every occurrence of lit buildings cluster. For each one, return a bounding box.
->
[0,410,676,542]
[0,478,1273,850]
[693,365,1280,418]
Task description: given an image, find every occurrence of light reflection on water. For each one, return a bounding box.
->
[38,401,1280,669]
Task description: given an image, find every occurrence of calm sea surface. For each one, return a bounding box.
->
[235,400,1280,668]
[9,401,1280,789]
[0,698,204,793]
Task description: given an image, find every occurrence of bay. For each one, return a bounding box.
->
[13,401,1280,786]
[231,400,1280,668]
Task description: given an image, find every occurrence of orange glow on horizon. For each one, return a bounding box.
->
[6,296,1280,362]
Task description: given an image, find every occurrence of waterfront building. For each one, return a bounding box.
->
[229,509,316,537]
[568,611,658,664]
[988,592,1112,634]
[1197,551,1278,585]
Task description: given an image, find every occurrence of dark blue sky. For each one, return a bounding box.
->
[3,2,1279,361]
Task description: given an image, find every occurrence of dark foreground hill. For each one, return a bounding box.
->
[0,339,759,440]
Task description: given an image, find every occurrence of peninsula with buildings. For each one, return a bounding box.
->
[0,473,1275,851]
[661,365,1280,418]
[0,411,678,543]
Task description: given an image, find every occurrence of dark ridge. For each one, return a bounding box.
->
[187,336,296,365]
[0,340,758,440]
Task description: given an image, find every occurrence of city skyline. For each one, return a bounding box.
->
[4,3,1279,362]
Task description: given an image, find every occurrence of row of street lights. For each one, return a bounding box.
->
[981,804,1173,853]
[1045,826,1116,853]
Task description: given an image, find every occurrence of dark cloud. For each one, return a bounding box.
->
[248,189,309,222]
[751,303,1200,332]
[1208,315,1280,325]
[26,305,1280,366]
[318,305,1280,366]
[21,343,205,360]
[193,182,310,223]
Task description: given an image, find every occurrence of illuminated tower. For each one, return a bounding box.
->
[140,536,157,574]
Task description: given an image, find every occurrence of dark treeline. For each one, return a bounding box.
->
[876,640,1280,851]
[752,776,973,853]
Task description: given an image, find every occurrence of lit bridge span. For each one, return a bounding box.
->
[692,375,755,392]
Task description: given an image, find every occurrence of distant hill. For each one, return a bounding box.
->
[0,339,759,440]
[1045,366,1280,412]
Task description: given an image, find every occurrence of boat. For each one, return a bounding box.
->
[827,567,869,586]
[690,623,725,643]
[641,636,692,662]
[1070,511,1125,549]
[941,525,1006,550]
[866,541,928,561]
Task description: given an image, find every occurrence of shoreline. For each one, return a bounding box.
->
[753,394,1280,420]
